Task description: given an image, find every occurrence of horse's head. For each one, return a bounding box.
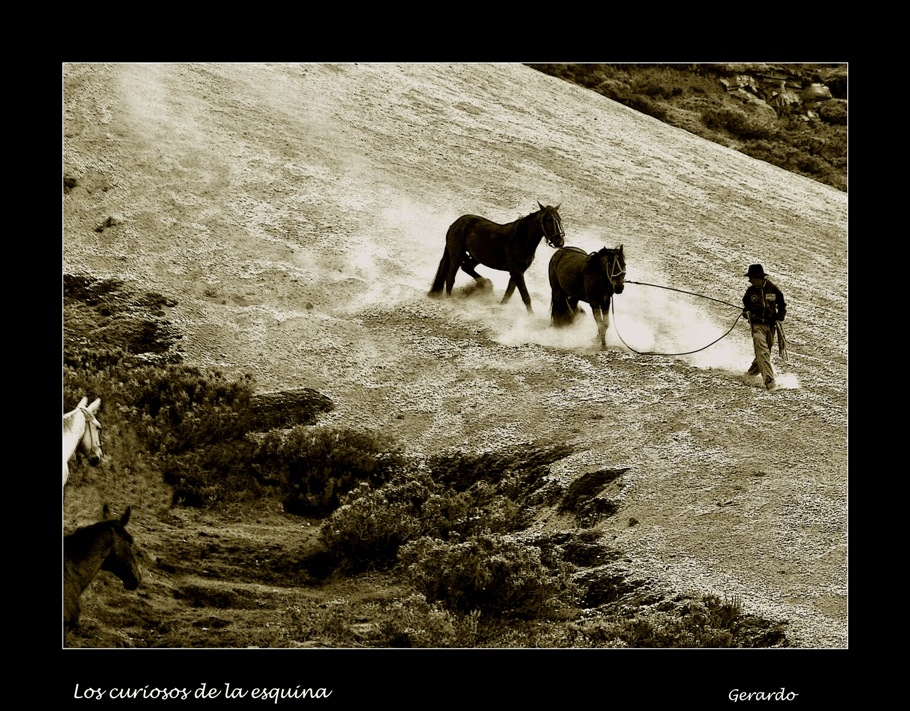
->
[537,202,565,248]
[79,398,103,466]
[598,245,626,294]
[100,505,142,590]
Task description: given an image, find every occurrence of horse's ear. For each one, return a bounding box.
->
[77,396,88,409]
[121,506,132,526]
[619,244,624,252]
[555,204,560,210]
[86,398,101,414]
[538,201,544,210]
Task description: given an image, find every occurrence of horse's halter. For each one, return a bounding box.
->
[80,406,102,457]
[539,209,565,247]
[607,249,626,288]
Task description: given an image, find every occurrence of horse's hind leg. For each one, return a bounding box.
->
[550,285,571,325]
[460,255,490,288]
[444,246,462,294]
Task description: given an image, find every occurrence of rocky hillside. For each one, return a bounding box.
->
[529,63,847,192]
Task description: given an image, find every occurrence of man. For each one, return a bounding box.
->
[742,264,786,391]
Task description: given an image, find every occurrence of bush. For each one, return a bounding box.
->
[377,594,480,648]
[610,91,669,122]
[701,106,774,140]
[163,438,264,507]
[563,593,787,648]
[64,275,183,371]
[400,534,576,619]
[258,426,407,516]
[319,470,530,572]
[319,469,440,570]
[428,444,571,497]
[130,366,255,455]
[818,100,847,126]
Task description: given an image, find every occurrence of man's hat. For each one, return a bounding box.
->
[744,264,766,278]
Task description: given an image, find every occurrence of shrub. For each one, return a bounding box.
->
[377,594,480,648]
[318,471,530,572]
[818,100,847,126]
[319,470,441,570]
[701,106,773,140]
[258,426,407,516]
[792,151,829,175]
[564,593,788,648]
[64,275,183,371]
[163,438,264,507]
[428,444,572,497]
[450,481,529,535]
[129,366,255,455]
[311,443,571,574]
[534,530,621,568]
[400,534,576,619]
[610,91,669,122]
[246,389,334,431]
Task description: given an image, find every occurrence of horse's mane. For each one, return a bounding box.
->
[62,408,80,433]
[511,208,539,230]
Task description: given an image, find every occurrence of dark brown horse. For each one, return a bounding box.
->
[64,504,142,634]
[549,245,626,349]
[429,203,565,313]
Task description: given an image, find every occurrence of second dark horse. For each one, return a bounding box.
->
[549,245,626,350]
[429,203,565,313]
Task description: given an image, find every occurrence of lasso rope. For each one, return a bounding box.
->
[610,280,744,356]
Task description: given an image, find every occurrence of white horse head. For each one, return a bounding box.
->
[63,396,103,488]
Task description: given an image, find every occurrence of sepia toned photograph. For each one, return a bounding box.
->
[63,62,846,670]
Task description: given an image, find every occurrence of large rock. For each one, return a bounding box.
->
[802,83,833,103]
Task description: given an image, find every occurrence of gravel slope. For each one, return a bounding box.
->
[63,63,847,648]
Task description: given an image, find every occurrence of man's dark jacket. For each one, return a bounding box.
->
[743,279,786,325]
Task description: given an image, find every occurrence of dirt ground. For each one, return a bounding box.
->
[62,63,847,650]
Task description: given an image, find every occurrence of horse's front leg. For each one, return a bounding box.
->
[508,274,533,313]
[592,305,608,349]
[499,276,531,311]
[501,277,517,304]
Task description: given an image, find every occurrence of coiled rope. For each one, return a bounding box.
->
[611,280,744,356]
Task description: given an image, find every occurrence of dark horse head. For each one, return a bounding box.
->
[64,504,142,634]
[596,244,625,294]
[537,202,565,248]
[99,505,142,590]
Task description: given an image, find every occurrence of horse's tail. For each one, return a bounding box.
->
[429,248,451,295]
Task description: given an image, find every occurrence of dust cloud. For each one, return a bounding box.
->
[327,197,795,384]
